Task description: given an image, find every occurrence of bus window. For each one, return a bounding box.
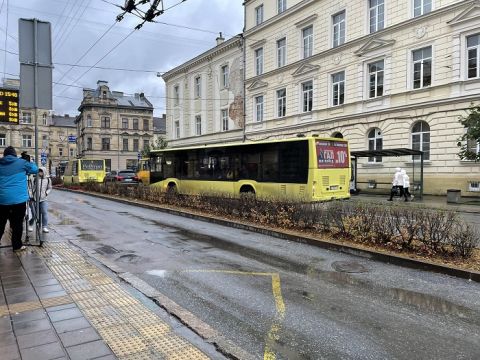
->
[72,161,78,176]
[262,146,279,182]
[81,160,104,171]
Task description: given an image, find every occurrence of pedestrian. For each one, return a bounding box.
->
[388,167,404,201]
[0,146,38,251]
[28,167,52,233]
[401,169,413,201]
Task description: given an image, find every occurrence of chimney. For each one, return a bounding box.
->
[97,80,108,87]
[216,32,225,46]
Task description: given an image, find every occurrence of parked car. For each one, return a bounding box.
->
[104,170,140,184]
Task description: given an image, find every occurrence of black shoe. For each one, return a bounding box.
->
[387,199,393,201]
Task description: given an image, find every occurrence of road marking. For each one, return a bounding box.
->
[184,269,286,360]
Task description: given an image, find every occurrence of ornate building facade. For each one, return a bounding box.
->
[162,34,244,147]
[76,80,154,172]
[243,0,480,195]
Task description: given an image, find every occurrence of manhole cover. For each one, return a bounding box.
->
[95,245,119,255]
[332,261,368,273]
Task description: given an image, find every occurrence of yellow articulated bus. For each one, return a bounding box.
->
[149,137,351,202]
[63,159,106,185]
[136,158,151,185]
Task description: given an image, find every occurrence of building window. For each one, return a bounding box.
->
[277,38,286,67]
[369,0,384,33]
[222,65,229,88]
[42,113,48,125]
[222,109,229,131]
[123,138,129,151]
[101,138,110,151]
[102,90,107,99]
[174,85,180,105]
[87,137,92,150]
[59,147,63,156]
[133,139,139,152]
[87,115,93,127]
[413,46,432,89]
[194,76,201,98]
[195,115,202,136]
[332,11,346,48]
[255,4,264,25]
[255,48,264,76]
[277,88,286,118]
[120,118,127,129]
[368,128,383,163]
[411,121,430,160]
[413,0,432,17]
[22,134,32,148]
[69,148,74,157]
[467,34,480,79]
[101,116,110,128]
[143,119,149,131]
[143,139,149,150]
[302,26,314,59]
[368,60,384,98]
[466,136,480,156]
[21,112,32,124]
[278,0,286,14]
[332,71,345,106]
[302,81,313,112]
[255,95,264,122]
[132,118,139,130]
[42,134,48,148]
[174,121,180,139]
[0,133,6,146]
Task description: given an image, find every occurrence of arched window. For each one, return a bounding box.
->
[368,128,383,162]
[411,121,430,160]
[332,132,343,139]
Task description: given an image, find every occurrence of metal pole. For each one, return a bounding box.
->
[33,19,42,244]
[420,152,424,200]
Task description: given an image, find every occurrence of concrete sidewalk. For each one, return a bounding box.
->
[0,235,212,359]
[354,193,480,213]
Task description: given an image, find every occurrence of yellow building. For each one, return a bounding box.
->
[243,0,480,195]
[48,114,77,174]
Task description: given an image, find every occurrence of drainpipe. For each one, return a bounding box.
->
[242,8,247,142]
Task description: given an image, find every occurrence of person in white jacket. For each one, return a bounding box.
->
[28,167,52,233]
[401,169,413,201]
[388,167,407,201]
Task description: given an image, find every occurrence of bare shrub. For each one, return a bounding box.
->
[449,222,478,258]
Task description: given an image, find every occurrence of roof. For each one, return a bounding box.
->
[51,115,76,127]
[81,82,153,110]
[153,116,166,133]
[351,148,424,157]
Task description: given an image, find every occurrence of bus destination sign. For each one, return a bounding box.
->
[0,89,19,124]
[316,140,349,169]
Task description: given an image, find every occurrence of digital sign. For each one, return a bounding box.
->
[0,89,19,124]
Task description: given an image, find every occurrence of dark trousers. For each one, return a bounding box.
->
[0,203,27,250]
[389,186,408,201]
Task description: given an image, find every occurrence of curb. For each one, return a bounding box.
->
[67,241,254,360]
[57,187,480,283]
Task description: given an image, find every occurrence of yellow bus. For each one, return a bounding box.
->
[136,158,151,185]
[63,159,106,185]
[149,137,351,201]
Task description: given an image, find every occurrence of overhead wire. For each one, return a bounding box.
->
[53,0,74,41]
[54,0,92,55]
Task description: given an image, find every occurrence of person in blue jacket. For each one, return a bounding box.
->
[0,146,38,251]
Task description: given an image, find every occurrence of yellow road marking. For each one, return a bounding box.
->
[184,269,286,360]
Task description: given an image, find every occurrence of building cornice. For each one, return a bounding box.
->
[162,36,243,81]
[245,0,471,83]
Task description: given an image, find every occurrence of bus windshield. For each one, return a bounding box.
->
[315,140,349,169]
[81,160,104,171]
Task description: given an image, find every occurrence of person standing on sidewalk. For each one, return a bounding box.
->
[388,167,404,201]
[401,169,413,201]
[0,146,38,251]
[28,167,52,233]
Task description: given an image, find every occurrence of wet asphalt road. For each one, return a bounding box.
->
[48,191,480,360]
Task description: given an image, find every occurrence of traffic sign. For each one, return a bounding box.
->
[40,153,47,165]
[68,135,76,143]
[137,152,142,160]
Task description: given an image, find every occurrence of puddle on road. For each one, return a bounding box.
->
[95,244,119,255]
[77,232,100,242]
[116,253,142,263]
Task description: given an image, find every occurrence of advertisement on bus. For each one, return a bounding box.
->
[316,140,349,169]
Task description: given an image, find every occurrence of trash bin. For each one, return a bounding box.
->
[446,189,461,203]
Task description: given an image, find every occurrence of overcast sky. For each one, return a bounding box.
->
[0,0,244,116]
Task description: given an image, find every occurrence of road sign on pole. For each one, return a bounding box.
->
[68,135,77,143]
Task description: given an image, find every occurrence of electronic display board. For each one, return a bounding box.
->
[0,89,19,124]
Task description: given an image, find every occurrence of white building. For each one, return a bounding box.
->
[162,34,244,147]
[243,0,480,195]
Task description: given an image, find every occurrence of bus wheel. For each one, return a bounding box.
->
[167,183,177,195]
[240,186,255,199]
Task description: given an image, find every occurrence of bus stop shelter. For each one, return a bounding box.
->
[351,148,424,199]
